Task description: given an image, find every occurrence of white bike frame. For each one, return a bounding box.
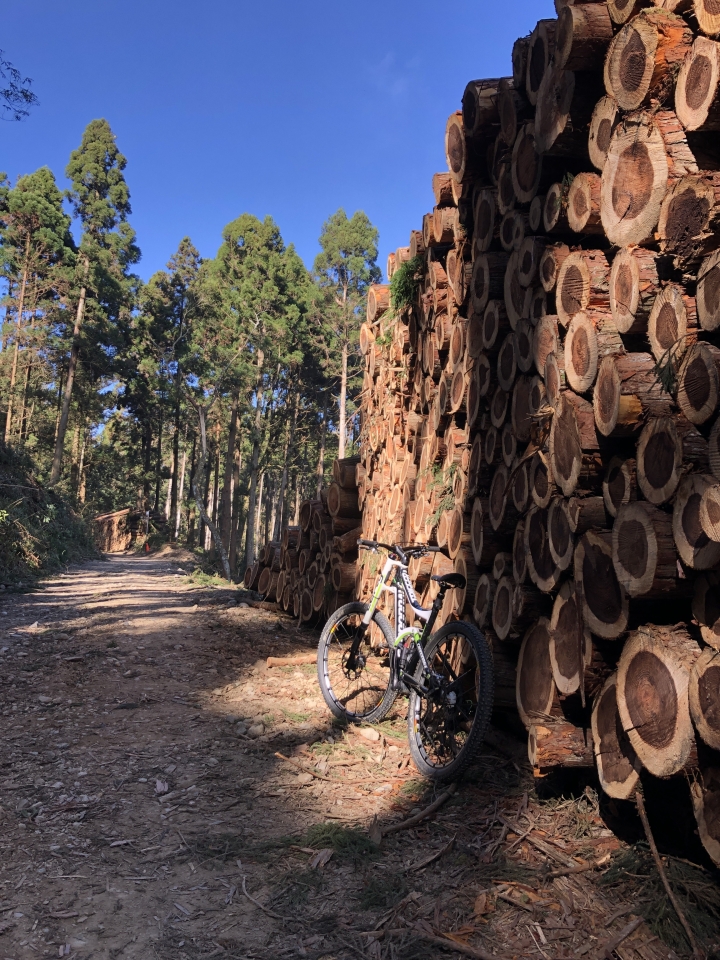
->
[362,554,432,649]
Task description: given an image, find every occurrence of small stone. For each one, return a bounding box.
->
[357,726,380,742]
[296,772,313,785]
[235,722,248,736]
[246,723,264,738]
[206,757,219,767]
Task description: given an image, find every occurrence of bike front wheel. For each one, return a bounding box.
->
[407,620,494,781]
[317,602,397,723]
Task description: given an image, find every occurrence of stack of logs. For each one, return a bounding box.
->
[360,0,720,865]
[244,457,363,624]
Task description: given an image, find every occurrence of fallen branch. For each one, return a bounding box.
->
[498,815,577,869]
[274,751,335,782]
[635,791,702,959]
[593,915,644,959]
[240,875,285,921]
[267,653,316,667]
[381,783,457,836]
[543,853,611,879]
[359,926,507,960]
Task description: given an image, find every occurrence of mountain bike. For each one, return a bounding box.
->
[316,539,494,781]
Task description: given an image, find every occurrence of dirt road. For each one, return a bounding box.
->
[0,553,701,959]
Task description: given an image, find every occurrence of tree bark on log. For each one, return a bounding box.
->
[461,78,503,139]
[697,249,720,333]
[617,623,701,777]
[593,352,674,437]
[555,2,613,71]
[536,66,601,158]
[529,721,595,773]
[499,77,532,147]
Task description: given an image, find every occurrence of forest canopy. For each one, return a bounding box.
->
[0,118,380,578]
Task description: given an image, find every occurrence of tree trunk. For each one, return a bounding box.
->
[169,372,182,536]
[316,390,328,496]
[175,447,187,540]
[154,412,164,511]
[338,340,348,460]
[4,236,30,443]
[192,405,231,580]
[219,390,239,552]
[245,350,264,569]
[50,258,89,486]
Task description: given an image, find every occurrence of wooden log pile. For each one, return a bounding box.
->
[243,458,362,625]
[358,0,720,866]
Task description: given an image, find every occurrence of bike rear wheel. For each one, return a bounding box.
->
[407,620,494,781]
[317,602,397,723]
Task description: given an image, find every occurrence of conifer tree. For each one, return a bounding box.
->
[50,119,140,485]
[313,209,380,458]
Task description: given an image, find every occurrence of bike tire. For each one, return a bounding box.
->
[317,602,397,724]
[407,620,494,782]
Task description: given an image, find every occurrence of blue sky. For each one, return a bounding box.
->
[4,0,554,282]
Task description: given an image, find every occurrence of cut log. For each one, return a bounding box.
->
[700,482,720,541]
[499,77,532,147]
[513,520,528,584]
[482,300,510,353]
[648,284,696,365]
[591,672,641,800]
[694,0,720,40]
[492,575,516,641]
[489,462,518,533]
[526,20,557,107]
[445,111,484,185]
[525,504,562,592]
[600,110,698,247]
[555,2,613,71]
[471,252,509,315]
[556,249,610,328]
[549,391,583,496]
[603,457,637,520]
[565,311,623,395]
[547,498,575,572]
[691,761,720,869]
[636,417,682,505]
[461,78,502,139]
[529,195,544,234]
[511,375,534,443]
[474,189,497,253]
[657,173,720,268]
[612,501,681,598]
[539,242,570,293]
[690,647,720,750]
[473,573,496,629]
[543,183,572,236]
[588,96,620,172]
[516,617,557,727]
[549,581,586,695]
[574,530,629,639]
[604,10,693,112]
[470,496,501,568]
[503,251,526,329]
[529,721,594,773]
[593,352,673,437]
[497,158,517,214]
[530,452,556,509]
[513,35,531,93]
[517,237,545,289]
[673,473,720,569]
[616,624,701,777]
[693,571,720,649]
[711,416,720,480]
[567,172,603,235]
[367,285,391,323]
[512,123,543,204]
[535,66,601,157]
[609,247,659,337]
[510,456,530,514]
[697,249,720,332]
[677,342,720,425]
[676,37,720,133]
[333,456,361,489]
[327,482,361,520]
[497,333,517,391]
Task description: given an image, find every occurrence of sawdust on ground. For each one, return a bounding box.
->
[0,554,694,959]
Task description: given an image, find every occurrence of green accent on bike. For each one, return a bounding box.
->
[392,626,422,649]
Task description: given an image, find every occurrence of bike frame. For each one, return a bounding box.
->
[360,552,444,691]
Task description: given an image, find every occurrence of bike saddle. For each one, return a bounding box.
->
[431,573,466,590]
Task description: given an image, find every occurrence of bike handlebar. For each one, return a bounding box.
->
[357,539,444,562]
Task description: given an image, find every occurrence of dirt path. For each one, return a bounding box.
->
[0,554,701,959]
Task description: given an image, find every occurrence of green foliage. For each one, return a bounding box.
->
[360,871,408,910]
[390,255,424,311]
[304,822,379,860]
[600,844,720,954]
[0,442,96,584]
